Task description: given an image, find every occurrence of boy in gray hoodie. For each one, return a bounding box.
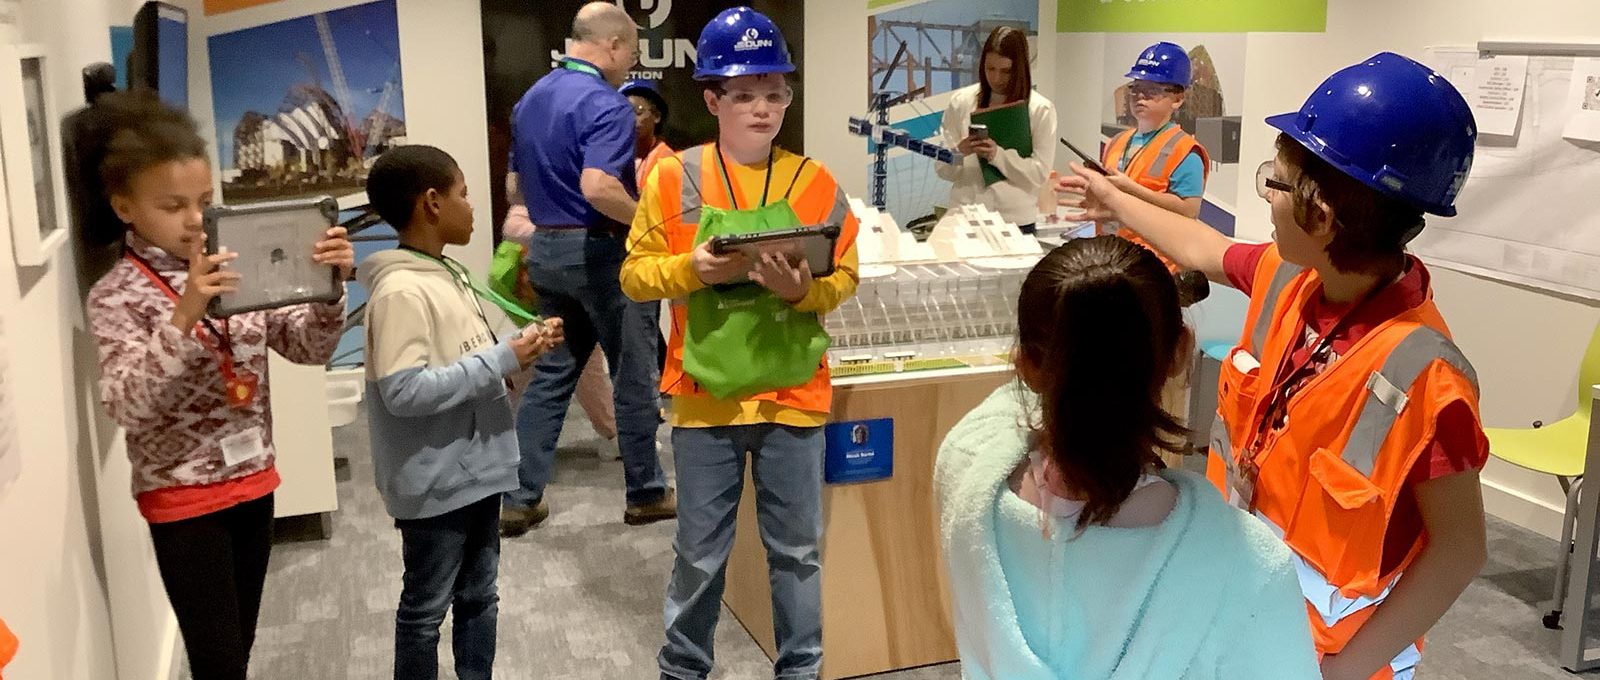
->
[361,145,563,680]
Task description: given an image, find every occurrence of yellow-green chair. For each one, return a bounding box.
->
[1485,323,1600,630]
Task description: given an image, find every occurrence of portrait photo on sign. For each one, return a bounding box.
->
[207,0,406,204]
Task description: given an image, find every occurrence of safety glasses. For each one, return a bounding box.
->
[1256,160,1294,200]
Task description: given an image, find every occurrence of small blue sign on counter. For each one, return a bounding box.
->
[824,418,894,484]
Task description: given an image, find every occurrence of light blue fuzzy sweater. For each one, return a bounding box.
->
[935,384,1321,680]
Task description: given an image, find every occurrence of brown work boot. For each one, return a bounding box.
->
[499,500,549,538]
[624,488,677,526]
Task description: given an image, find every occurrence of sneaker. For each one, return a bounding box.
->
[499,500,549,538]
[624,488,677,526]
[596,437,622,461]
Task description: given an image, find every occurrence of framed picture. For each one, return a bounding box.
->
[0,43,69,266]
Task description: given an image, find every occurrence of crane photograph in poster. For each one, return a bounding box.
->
[207,0,406,204]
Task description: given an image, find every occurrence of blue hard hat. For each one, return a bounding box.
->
[619,79,668,122]
[1266,52,1476,217]
[1125,42,1191,89]
[692,6,795,81]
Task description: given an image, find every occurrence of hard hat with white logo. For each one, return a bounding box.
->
[692,6,795,81]
[1124,41,1191,89]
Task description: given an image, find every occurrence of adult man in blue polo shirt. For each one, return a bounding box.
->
[502,1,673,537]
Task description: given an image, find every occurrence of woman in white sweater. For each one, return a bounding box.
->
[936,26,1057,234]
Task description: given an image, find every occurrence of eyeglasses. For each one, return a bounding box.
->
[1256,160,1294,200]
[716,87,794,110]
[632,103,659,117]
[1129,83,1182,100]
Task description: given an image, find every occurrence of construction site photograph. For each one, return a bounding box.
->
[207,0,405,204]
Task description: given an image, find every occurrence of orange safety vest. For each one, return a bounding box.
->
[651,144,855,413]
[1204,246,1481,679]
[1098,125,1210,272]
[638,141,675,187]
[0,616,15,679]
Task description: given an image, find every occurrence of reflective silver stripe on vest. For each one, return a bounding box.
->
[1209,411,1233,479]
[1342,326,1479,476]
[678,146,705,219]
[1148,131,1186,176]
[826,186,850,227]
[1250,262,1305,356]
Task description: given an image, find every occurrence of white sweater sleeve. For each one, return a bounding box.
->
[988,94,1058,195]
[935,92,984,183]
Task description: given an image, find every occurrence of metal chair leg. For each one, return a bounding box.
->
[1548,476,1584,630]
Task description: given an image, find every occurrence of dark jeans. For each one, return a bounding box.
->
[394,494,502,680]
[148,493,275,680]
[509,228,667,509]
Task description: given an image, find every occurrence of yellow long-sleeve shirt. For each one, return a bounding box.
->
[621,146,859,429]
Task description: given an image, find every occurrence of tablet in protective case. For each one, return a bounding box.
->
[710,224,841,285]
[204,196,343,317]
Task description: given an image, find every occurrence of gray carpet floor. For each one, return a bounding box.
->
[189,401,1598,679]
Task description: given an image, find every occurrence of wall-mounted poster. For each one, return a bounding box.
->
[480,0,806,234]
[1,43,70,266]
[1058,0,1326,33]
[204,0,285,15]
[208,0,406,204]
[864,0,1040,232]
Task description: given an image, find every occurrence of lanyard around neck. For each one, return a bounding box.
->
[399,246,527,339]
[1120,121,1176,172]
[713,143,776,210]
[124,249,236,369]
[561,58,602,78]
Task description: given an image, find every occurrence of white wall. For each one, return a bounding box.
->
[0,1,175,679]
[1058,0,1600,538]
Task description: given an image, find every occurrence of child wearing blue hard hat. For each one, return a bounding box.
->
[1064,52,1486,680]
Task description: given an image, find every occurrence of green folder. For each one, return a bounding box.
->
[970,99,1034,186]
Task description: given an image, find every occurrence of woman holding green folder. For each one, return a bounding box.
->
[936,26,1057,234]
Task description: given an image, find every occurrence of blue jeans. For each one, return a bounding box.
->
[394,494,501,680]
[508,229,667,509]
[659,425,824,680]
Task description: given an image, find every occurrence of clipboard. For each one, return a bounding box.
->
[203,196,343,317]
[709,224,841,284]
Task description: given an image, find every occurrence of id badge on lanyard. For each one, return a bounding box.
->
[125,252,258,410]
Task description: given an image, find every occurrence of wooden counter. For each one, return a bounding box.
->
[722,366,1014,679]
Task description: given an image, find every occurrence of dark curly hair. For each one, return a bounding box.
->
[96,89,209,198]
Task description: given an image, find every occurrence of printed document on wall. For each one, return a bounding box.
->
[1564,58,1600,142]
[1472,54,1529,137]
[1413,48,1600,300]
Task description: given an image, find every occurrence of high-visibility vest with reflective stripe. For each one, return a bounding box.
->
[1204,245,1481,665]
[638,141,675,189]
[651,144,855,413]
[1097,125,1210,271]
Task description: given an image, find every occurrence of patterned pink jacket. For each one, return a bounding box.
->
[88,235,346,496]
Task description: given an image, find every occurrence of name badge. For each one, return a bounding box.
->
[220,427,266,467]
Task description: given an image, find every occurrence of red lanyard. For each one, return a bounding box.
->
[125,250,258,408]
[1240,283,1385,487]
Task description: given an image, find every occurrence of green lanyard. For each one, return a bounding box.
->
[561,58,602,78]
[1119,121,1175,172]
[400,247,539,328]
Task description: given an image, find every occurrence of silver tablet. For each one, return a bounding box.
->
[203,196,342,317]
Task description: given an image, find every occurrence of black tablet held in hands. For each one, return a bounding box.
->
[1060,137,1110,176]
[203,196,343,317]
[709,224,842,283]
